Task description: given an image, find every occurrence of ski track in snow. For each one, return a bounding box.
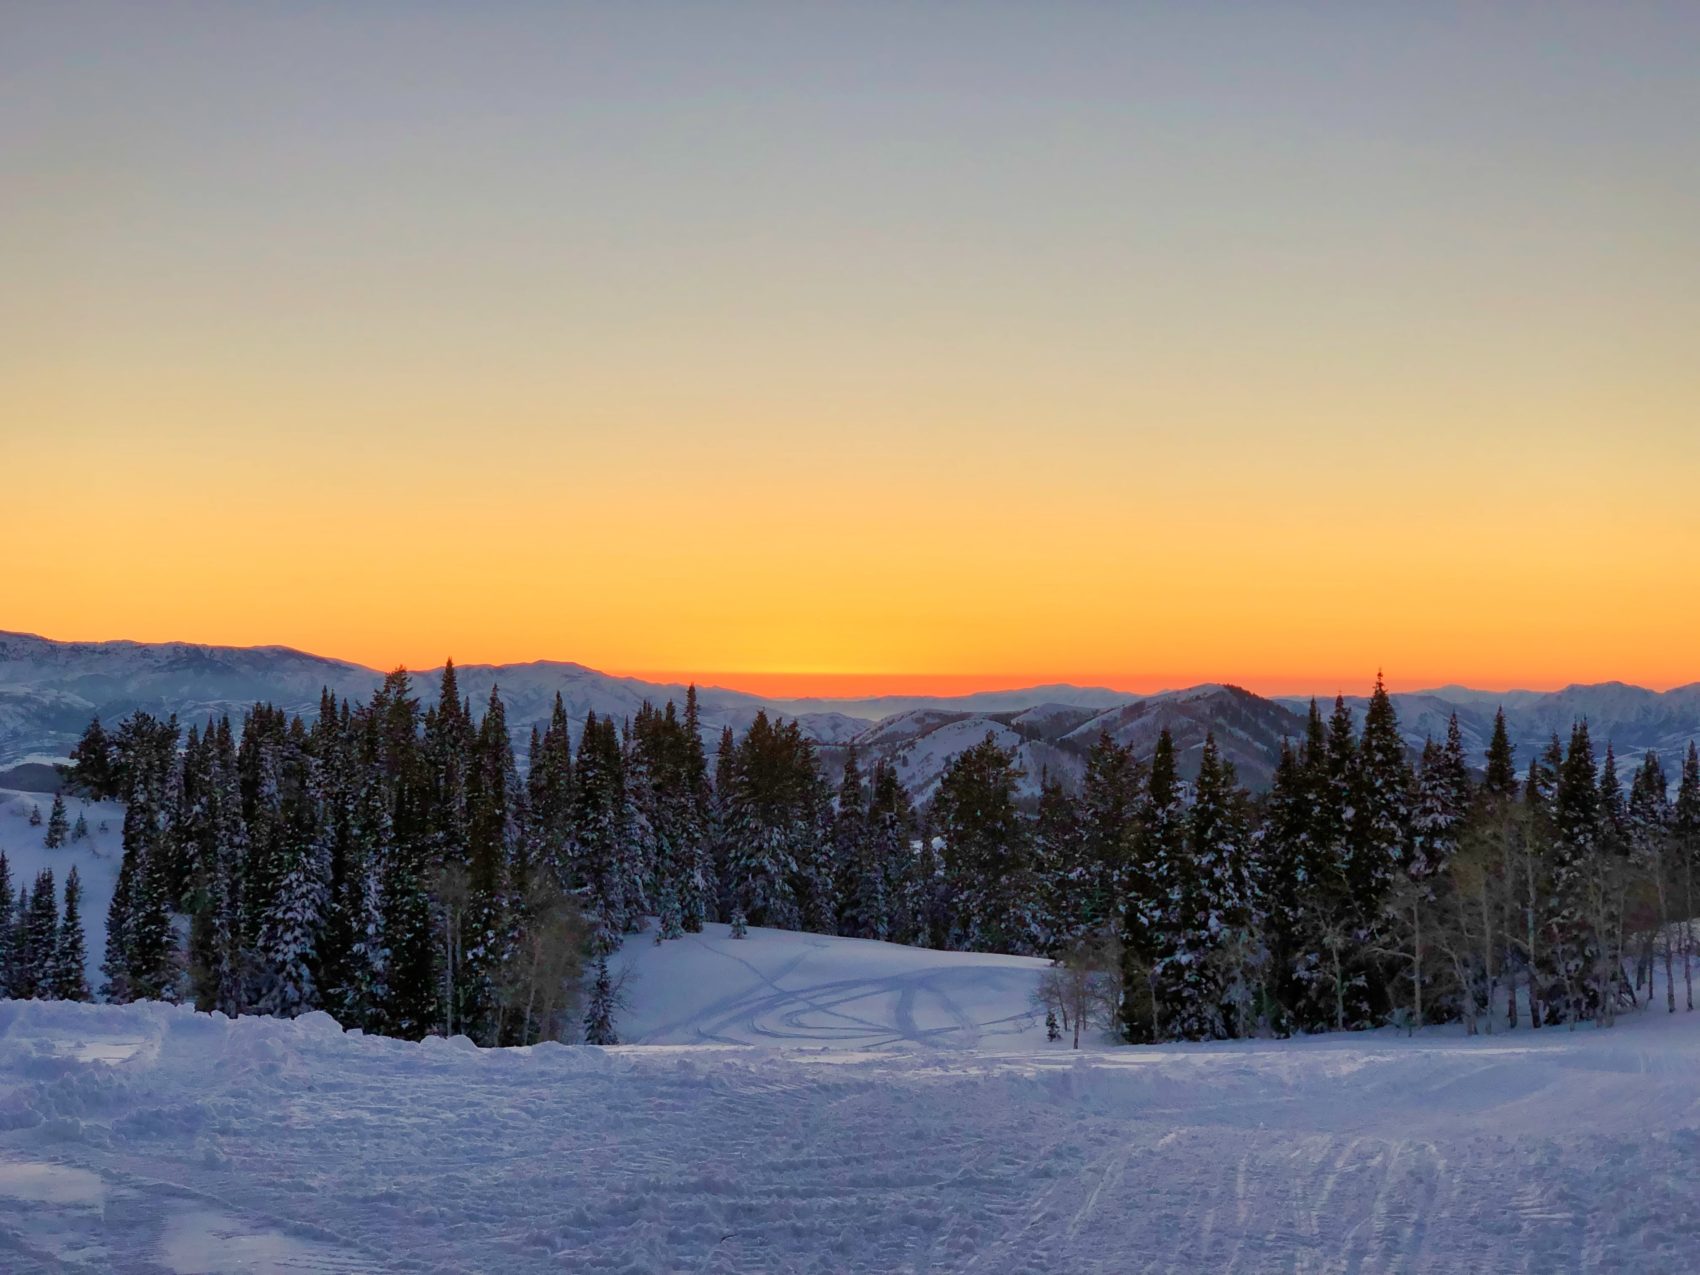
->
[5,927,1700,1271]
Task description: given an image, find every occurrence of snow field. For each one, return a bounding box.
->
[5,924,1700,1271]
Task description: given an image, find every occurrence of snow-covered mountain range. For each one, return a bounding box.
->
[3,631,1698,796]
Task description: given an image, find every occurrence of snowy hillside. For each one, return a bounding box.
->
[8,981,1700,1270]
[610,922,1048,1048]
[0,789,124,981]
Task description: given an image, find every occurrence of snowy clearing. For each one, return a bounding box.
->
[4,925,1700,1272]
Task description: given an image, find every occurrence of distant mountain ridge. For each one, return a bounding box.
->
[2,631,1697,797]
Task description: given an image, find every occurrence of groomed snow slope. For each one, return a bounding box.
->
[610,923,1049,1048]
[6,927,1700,1272]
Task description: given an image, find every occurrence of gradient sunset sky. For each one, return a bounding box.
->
[7,4,1699,697]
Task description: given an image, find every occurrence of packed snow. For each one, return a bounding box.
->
[4,921,1700,1272]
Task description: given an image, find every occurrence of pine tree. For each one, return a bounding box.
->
[934,733,1034,953]
[27,804,42,827]
[1077,734,1142,940]
[0,853,12,998]
[68,715,118,799]
[583,956,619,1044]
[678,685,714,931]
[1546,722,1604,1024]
[1672,742,1700,1012]
[19,871,59,999]
[830,746,872,937]
[51,867,90,1002]
[1157,733,1252,1040]
[866,760,916,944]
[1032,771,1082,950]
[1122,729,1182,1042]
[1483,709,1518,799]
[71,810,89,843]
[720,712,806,932]
[43,793,68,848]
[1628,750,1674,1012]
[1347,674,1411,1026]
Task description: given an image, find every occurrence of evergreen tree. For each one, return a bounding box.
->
[934,733,1034,953]
[832,747,882,939]
[1122,729,1182,1042]
[1346,674,1411,1025]
[1546,722,1604,1024]
[44,792,69,848]
[1628,750,1674,1011]
[19,871,59,999]
[583,956,619,1044]
[866,760,917,944]
[1076,734,1142,940]
[67,715,118,799]
[1157,733,1253,1040]
[0,852,12,997]
[71,810,89,843]
[1672,742,1700,1013]
[51,867,90,1002]
[1032,771,1082,950]
[1483,709,1518,799]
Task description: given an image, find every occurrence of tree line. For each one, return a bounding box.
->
[64,669,1700,1045]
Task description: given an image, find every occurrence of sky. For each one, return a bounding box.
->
[6,3,1699,697]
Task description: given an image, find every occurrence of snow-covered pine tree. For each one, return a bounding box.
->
[8,884,29,997]
[571,711,638,950]
[1157,733,1252,1040]
[51,867,90,1002]
[71,810,89,842]
[254,745,327,1019]
[934,732,1034,954]
[1077,733,1142,941]
[27,804,42,827]
[720,712,805,932]
[43,793,68,848]
[1628,751,1674,1011]
[583,956,619,1044]
[1346,675,1411,1027]
[524,693,575,894]
[678,685,714,932]
[20,871,59,999]
[1674,742,1700,1013]
[1122,728,1182,1042]
[710,724,737,921]
[866,760,915,944]
[461,685,520,1043]
[67,715,118,799]
[0,852,13,997]
[830,746,872,937]
[1032,770,1082,951]
[1546,722,1604,1025]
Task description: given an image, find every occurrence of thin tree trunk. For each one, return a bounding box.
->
[1411,902,1422,1033]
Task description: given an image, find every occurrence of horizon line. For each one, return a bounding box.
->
[6,627,1698,701]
